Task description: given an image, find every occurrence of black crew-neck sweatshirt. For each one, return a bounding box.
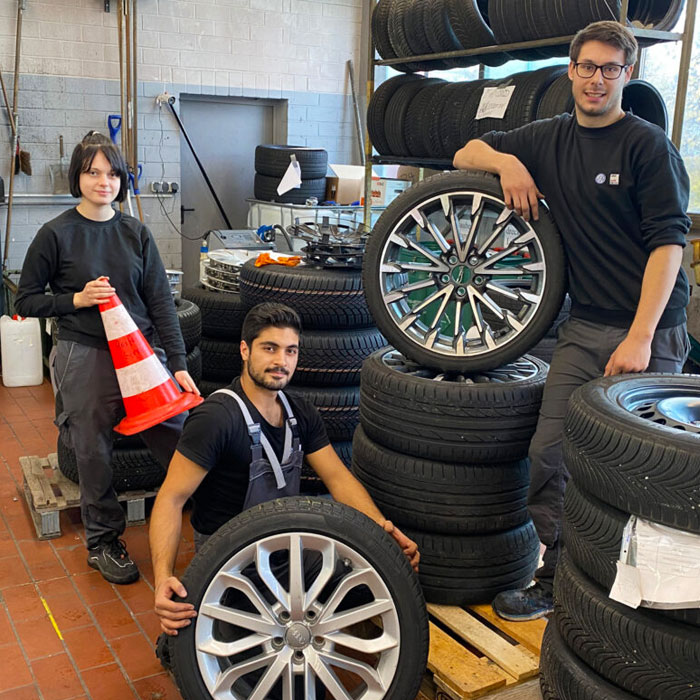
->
[14,207,186,372]
[480,113,690,328]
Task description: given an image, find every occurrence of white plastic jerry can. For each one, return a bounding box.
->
[0,315,44,387]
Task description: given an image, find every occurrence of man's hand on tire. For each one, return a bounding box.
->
[155,576,197,635]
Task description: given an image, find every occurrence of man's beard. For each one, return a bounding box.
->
[246,362,290,391]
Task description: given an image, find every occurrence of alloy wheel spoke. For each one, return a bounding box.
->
[248,651,293,700]
[316,648,386,694]
[324,629,399,654]
[288,533,305,618]
[389,231,448,272]
[308,656,355,700]
[410,207,451,254]
[476,207,513,256]
[199,602,280,636]
[303,540,337,611]
[314,599,394,637]
[209,572,278,626]
[211,648,284,697]
[398,286,452,331]
[197,632,270,658]
[384,277,436,304]
[256,541,290,611]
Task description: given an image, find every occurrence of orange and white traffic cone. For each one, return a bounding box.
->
[99,293,203,435]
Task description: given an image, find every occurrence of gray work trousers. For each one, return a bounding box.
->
[529,317,690,591]
[54,340,186,549]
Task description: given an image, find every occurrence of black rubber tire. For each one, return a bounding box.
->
[254,174,327,205]
[199,379,227,398]
[554,553,700,700]
[57,435,166,492]
[352,426,530,534]
[185,345,202,385]
[536,73,575,120]
[360,349,547,462]
[239,260,374,330]
[528,336,556,363]
[363,171,567,373]
[563,481,700,627]
[439,80,487,158]
[368,74,425,155]
[372,0,397,61]
[169,497,429,700]
[623,79,669,132]
[404,0,448,69]
[404,520,540,605]
[200,337,242,383]
[286,385,359,442]
[540,623,638,700]
[423,0,467,68]
[292,326,387,387]
[387,0,428,72]
[182,285,245,340]
[404,81,450,158]
[254,144,328,179]
[424,82,461,158]
[174,298,202,353]
[564,374,700,533]
[384,78,444,156]
[301,440,352,496]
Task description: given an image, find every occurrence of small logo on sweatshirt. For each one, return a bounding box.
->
[595,173,606,184]
[609,173,620,185]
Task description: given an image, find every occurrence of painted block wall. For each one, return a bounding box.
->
[0,0,366,271]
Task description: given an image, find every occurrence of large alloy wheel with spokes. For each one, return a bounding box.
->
[170,498,428,700]
[363,171,566,372]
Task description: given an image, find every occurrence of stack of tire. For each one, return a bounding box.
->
[235,258,387,495]
[253,144,328,205]
[353,348,548,604]
[369,70,669,160]
[372,0,683,71]
[57,297,203,492]
[368,67,568,159]
[181,284,246,399]
[540,373,700,699]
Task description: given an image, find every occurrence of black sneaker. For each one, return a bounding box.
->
[87,537,139,584]
[492,581,553,621]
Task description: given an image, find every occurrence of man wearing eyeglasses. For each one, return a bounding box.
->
[453,21,690,621]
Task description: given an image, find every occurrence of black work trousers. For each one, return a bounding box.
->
[54,340,186,548]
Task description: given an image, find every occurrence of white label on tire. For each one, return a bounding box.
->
[476,86,516,120]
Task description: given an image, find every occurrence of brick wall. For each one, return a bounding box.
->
[0,0,366,271]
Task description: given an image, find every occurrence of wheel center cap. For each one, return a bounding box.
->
[285,623,311,650]
[451,265,472,285]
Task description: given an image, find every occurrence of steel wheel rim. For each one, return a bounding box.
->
[377,191,547,358]
[380,348,540,384]
[195,532,401,699]
[617,385,700,433]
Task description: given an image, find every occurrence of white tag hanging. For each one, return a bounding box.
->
[475,85,516,120]
[277,154,302,195]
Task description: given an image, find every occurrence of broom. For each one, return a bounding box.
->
[0,69,30,176]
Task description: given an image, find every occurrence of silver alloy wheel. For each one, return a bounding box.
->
[618,385,700,433]
[377,190,547,359]
[380,348,540,384]
[194,532,401,699]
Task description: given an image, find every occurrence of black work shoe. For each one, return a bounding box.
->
[87,537,139,584]
[492,581,553,621]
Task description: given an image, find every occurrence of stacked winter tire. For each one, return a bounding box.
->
[369,71,669,160]
[235,259,387,494]
[541,373,700,699]
[253,144,328,205]
[354,349,548,604]
[182,284,246,398]
[373,0,684,71]
[57,297,204,492]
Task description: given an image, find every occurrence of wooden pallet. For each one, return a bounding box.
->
[417,603,547,700]
[21,453,158,540]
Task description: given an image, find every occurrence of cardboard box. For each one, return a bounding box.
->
[326,164,367,205]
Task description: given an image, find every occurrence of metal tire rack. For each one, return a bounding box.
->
[362,0,699,228]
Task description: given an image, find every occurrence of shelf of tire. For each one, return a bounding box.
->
[56,297,203,494]
[540,373,700,699]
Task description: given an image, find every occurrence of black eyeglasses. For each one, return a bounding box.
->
[573,62,629,80]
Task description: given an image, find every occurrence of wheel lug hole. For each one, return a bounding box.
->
[474,276,484,285]
[293,650,305,663]
[305,610,317,622]
[456,287,467,297]
[313,636,324,648]
[272,636,284,649]
[440,274,450,284]
[279,611,291,623]
[448,255,458,265]
[468,256,479,266]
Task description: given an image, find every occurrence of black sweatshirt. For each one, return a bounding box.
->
[480,113,690,328]
[14,208,186,372]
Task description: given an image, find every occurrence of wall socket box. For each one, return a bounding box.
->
[149,181,179,194]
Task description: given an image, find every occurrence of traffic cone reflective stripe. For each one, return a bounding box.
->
[99,292,203,436]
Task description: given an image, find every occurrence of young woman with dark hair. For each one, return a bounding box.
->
[15,131,199,584]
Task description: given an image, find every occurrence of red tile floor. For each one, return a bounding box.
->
[0,379,195,699]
